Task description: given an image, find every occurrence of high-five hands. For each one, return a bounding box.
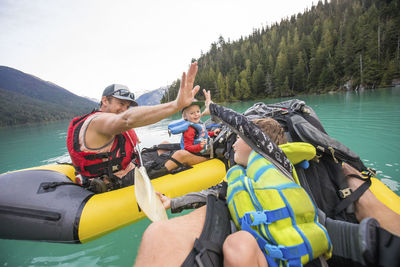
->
[176,62,200,110]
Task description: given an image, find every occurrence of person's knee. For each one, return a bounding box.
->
[172,150,190,162]
[223,231,255,265]
[141,221,166,243]
[156,141,171,155]
[224,231,268,267]
[164,150,187,171]
[170,150,194,166]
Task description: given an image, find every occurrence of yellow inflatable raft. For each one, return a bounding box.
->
[0,159,226,243]
[0,149,398,244]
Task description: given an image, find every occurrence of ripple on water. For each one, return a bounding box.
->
[41,152,71,164]
[29,243,121,267]
[381,178,400,192]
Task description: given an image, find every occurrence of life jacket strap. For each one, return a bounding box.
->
[79,157,124,176]
[83,152,112,160]
[240,217,307,267]
[241,207,290,226]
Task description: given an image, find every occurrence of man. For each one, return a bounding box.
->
[67,62,207,192]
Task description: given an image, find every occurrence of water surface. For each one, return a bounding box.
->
[0,88,399,266]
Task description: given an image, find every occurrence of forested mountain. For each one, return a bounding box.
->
[162,0,400,103]
[0,66,97,127]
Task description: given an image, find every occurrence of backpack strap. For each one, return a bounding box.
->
[334,173,372,216]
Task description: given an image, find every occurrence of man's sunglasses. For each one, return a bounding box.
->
[112,89,135,100]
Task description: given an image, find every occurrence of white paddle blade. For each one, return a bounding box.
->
[134,167,168,222]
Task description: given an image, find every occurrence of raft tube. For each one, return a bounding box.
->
[0,159,226,243]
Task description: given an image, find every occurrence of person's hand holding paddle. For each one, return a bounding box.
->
[156,192,171,209]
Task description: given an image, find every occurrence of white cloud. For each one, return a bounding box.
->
[0,0,316,99]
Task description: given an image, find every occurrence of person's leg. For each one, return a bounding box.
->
[134,206,207,267]
[164,150,208,171]
[343,163,400,236]
[156,141,172,155]
[223,230,268,267]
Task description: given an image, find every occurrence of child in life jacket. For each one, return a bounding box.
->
[180,99,220,154]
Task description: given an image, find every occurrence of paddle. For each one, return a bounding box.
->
[134,144,168,222]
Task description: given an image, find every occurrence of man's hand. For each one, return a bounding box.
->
[176,62,200,110]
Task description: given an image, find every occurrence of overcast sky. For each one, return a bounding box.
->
[0,0,317,100]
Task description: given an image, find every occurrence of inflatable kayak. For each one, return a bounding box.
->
[0,159,226,243]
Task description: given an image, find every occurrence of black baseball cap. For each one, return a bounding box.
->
[102,84,138,106]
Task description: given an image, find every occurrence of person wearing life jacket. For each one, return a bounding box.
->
[135,103,332,267]
[66,62,206,193]
[169,98,220,156]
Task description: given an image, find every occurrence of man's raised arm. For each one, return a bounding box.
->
[94,62,200,137]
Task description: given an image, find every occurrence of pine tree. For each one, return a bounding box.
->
[217,72,226,102]
[234,80,241,100]
[252,64,265,97]
[293,52,307,92]
[240,78,251,100]
[225,76,231,101]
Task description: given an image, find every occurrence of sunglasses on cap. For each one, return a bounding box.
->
[112,89,135,101]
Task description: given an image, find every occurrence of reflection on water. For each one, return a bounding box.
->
[134,118,181,148]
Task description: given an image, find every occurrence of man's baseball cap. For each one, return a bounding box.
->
[102,84,138,106]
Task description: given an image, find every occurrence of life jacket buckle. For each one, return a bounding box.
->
[264,244,284,259]
[339,188,352,198]
[112,165,120,172]
[243,211,268,226]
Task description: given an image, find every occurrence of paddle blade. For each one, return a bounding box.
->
[134,167,168,222]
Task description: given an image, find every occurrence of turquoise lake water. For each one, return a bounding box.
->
[0,87,399,266]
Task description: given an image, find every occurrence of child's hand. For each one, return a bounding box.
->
[201,89,213,116]
[156,192,171,209]
[200,139,207,148]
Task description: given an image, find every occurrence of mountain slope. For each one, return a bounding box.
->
[136,87,167,106]
[0,66,97,127]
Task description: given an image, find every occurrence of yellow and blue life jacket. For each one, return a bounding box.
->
[168,119,208,153]
[227,148,332,267]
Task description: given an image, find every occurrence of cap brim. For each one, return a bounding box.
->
[209,103,293,179]
[112,95,138,106]
[181,101,204,112]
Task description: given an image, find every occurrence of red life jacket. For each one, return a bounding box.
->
[67,111,138,178]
